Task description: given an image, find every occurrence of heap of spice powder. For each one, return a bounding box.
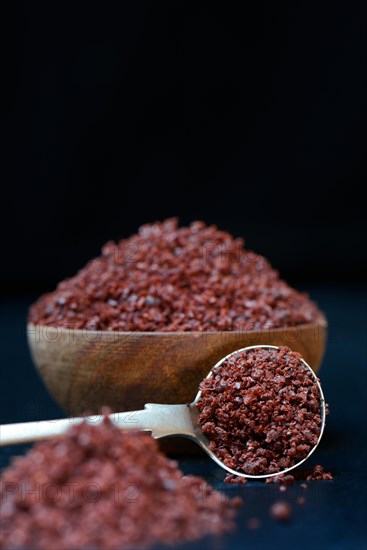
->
[29,218,322,331]
[196,346,323,476]
[0,417,240,550]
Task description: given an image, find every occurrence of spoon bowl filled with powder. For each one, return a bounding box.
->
[195,345,326,477]
[27,219,327,416]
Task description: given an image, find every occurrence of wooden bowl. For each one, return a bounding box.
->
[27,318,327,417]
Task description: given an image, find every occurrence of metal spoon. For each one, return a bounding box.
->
[0,345,326,479]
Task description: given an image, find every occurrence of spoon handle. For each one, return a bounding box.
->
[0,404,194,446]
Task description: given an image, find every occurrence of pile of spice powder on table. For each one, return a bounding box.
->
[196,346,323,475]
[0,417,240,550]
[29,218,322,331]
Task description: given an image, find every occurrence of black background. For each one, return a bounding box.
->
[2,1,367,295]
[1,3,367,550]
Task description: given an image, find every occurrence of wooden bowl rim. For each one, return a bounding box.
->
[27,317,327,337]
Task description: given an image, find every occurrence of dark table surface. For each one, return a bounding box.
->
[1,286,366,550]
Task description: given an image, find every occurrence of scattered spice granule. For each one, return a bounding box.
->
[300,483,308,489]
[266,474,295,485]
[306,464,333,480]
[280,465,333,482]
[29,218,323,331]
[0,418,239,550]
[224,474,247,484]
[197,346,323,475]
[279,485,287,492]
[297,497,306,505]
[246,518,261,529]
[270,501,292,522]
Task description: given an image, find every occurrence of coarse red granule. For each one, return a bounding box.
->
[196,346,323,476]
[246,518,261,529]
[29,219,322,331]
[224,474,247,484]
[266,465,333,483]
[270,501,292,522]
[297,496,306,505]
[306,464,333,480]
[0,418,239,550]
[265,474,295,485]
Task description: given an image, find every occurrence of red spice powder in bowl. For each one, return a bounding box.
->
[196,346,324,476]
[29,219,322,332]
[0,417,239,550]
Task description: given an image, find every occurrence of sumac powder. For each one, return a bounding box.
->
[306,464,333,480]
[269,501,292,522]
[196,346,323,476]
[0,417,239,550]
[265,464,333,483]
[29,219,322,331]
